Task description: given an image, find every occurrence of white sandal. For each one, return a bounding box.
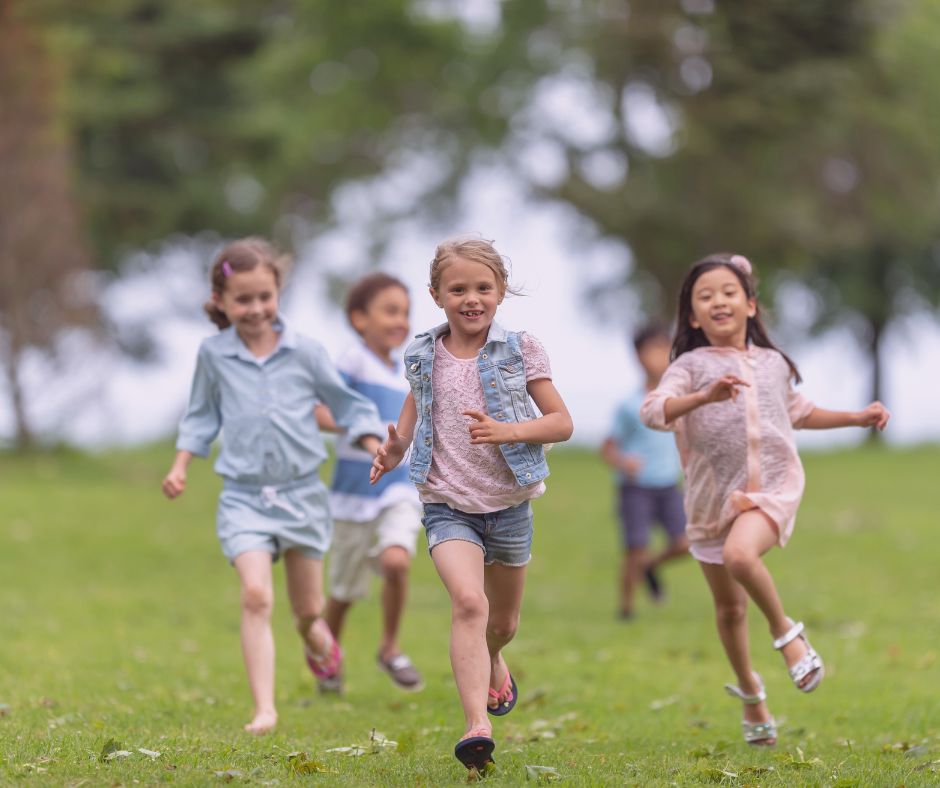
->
[724,672,777,746]
[773,619,825,692]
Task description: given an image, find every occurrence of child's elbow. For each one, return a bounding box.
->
[557,414,574,442]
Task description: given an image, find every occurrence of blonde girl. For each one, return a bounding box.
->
[371,238,573,771]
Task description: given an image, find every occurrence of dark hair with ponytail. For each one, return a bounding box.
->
[204,237,288,330]
[672,252,801,383]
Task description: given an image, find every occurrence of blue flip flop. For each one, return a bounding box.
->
[487,671,518,716]
[454,730,495,771]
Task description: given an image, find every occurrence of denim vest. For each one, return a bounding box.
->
[403,321,550,487]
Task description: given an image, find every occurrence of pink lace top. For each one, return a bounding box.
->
[417,332,552,513]
[640,346,815,547]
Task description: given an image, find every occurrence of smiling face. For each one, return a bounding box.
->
[688,265,756,349]
[430,257,504,341]
[213,265,280,342]
[350,285,410,361]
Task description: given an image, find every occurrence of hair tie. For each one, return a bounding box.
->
[729,254,752,275]
[221,261,233,277]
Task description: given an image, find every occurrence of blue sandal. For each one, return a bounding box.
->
[454,728,495,770]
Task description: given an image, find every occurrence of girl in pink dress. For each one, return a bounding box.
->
[641,253,889,746]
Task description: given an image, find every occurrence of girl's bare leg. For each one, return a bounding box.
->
[483,562,526,707]
[620,547,647,616]
[699,561,773,729]
[378,546,411,660]
[233,551,278,734]
[721,511,816,687]
[430,540,491,736]
[283,550,331,660]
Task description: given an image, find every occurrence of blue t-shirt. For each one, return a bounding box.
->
[329,341,418,522]
[609,390,682,488]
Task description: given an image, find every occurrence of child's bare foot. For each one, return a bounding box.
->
[244,709,278,735]
[487,655,510,711]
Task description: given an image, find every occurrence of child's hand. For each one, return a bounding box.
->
[618,455,643,479]
[699,375,750,405]
[856,401,890,430]
[370,424,407,484]
[463,410,515,445]
[162,468,187,499]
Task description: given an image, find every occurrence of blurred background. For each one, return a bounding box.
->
[2,0,939,452]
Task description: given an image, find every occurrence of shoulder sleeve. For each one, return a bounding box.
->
[640,356,694,432]
[176,342,222,456]
[520,332,552,381]
[307,340,385,444]
[786,384,816,429]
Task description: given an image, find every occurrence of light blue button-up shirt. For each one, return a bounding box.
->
[176,318,384,487]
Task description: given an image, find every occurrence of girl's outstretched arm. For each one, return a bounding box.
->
[800,401,890,431]
[464,378,573,446]
[371,392,418,484]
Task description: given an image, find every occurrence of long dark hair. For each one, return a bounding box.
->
[671,252,801,383]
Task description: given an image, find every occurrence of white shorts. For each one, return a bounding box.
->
[328,501,422,602]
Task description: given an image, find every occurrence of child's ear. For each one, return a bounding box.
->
[429,286,442,308]
[349,308,368,335]
[211,291,225,311]
[747,298,757,318]
[689,315,700,330]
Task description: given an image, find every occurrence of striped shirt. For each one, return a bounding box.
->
[329,341,418,522]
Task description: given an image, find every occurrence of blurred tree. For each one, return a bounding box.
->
[0,1,96,449]
[486,0,940,410]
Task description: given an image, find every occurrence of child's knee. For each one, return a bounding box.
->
[715,600,747,627]
[242,583,274,616]
[379,546,410,580]
[487,615,519,643]
[721,544,757,576]
[452,589,488,624]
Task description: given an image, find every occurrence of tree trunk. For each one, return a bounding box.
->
[2,347,32,450]
[867,318,884,444]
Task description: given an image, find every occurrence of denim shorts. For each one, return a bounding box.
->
[421,501,533,567]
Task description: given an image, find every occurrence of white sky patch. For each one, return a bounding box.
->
[526,71,618,150]
[621,82,679,157]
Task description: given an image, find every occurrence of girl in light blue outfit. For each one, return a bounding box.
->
[162,237,384,735]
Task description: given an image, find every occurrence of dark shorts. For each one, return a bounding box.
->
[618,483,686,550]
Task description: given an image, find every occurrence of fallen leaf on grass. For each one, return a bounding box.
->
[213,769,244,781]
[325,728,397,757]
[286,751,327,774]
[105,750,133,761]
[99,738,123,761]
[325,746,368,757]
[525,764,560,782]
[915,759,940,772]
[904,745,930,759]
[138,748,161,759]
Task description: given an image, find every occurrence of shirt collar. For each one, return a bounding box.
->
[423,319,509,345]
[218,315,296,362]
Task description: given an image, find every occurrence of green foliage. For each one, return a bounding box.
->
[1,445,939,784]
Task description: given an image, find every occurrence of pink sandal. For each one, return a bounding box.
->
[487,669,518,717]
[305,630,342,680]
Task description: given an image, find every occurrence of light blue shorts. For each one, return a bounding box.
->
[421,501,533,567]
[217,478,331,563]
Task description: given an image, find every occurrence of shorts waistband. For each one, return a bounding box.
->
[222,476,323,494]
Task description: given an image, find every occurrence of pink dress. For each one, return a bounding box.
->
[417,333,552,513]
[640,346,815,560]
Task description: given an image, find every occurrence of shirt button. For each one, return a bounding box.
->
[424,437,431,446]
[508,442,516,448]
[423,374,430,382]
[497,411,504,418]
[410,363,419,372]
[425,404,430,414]
[525,472,532,478]
[490,380,497,388]
[481,352,488,359]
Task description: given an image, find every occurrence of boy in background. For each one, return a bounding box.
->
[601,323,688,619]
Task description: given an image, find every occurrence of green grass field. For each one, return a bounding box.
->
[1,444,939,786]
